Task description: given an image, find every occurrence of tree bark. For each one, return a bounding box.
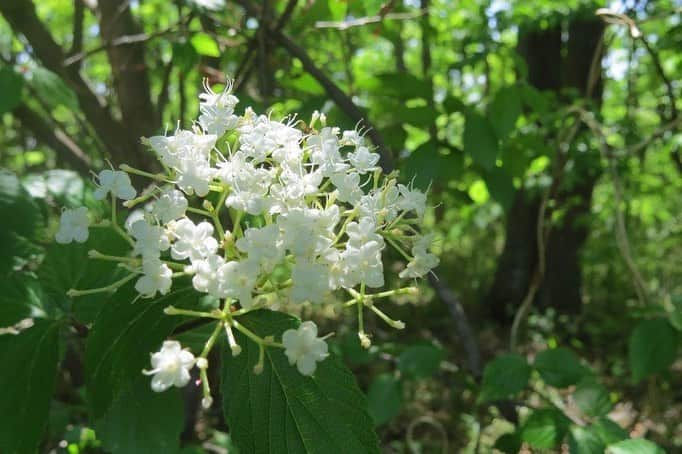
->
[486,18,604,324]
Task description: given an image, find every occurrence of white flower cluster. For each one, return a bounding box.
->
[57,81,438,397]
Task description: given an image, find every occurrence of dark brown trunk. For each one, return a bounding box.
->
[486,18,604,324]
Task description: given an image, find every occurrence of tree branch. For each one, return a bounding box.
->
[236,0,395,172]
[13,104,92,173]
[0,0,145,168]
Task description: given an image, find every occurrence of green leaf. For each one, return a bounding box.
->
[29,67,79,111]
[190,32,221,57]
[401,140,462,190]
[367,373,403,426]
[628,318,678,382]
[172,41,199,72]
[463,111,499,171]
[0,320,60,453]
[220,310,380,454]
[666,294,682,331]
[0,169,42,241]
[39,228,130,323]
[520,408,569,449]
[478,353,530,402]
[482,165,515,212]
[488,85,521,139]
[396,343,443,378]
[96,376,184,454]
[359,73,433,99]
[493,432,522,454]
[568,425,605,454]
[592,418,628,445]
[534,347,588,388]
[573,381,612,417]
[85,285,194,417]
[0,66,23,114]
[607,439,665,454]
[0,273,47,326]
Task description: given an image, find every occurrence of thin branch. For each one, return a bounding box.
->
[68,0,85,61]
[315,9,426,30]
[236,0,395,172]
[13,104,92,173]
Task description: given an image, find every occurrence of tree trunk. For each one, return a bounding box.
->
[486,18,604,324]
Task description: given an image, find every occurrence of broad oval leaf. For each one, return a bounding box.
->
[463,111,499,171]
[478,353,530,403]
[0,320,60,453]
[190,32,221,57]
[85,285,194,417]
[367,373,403,426]
[534,347,588,388]
[520,408,569,449]
[96,376,184,454]
[221,310,380,454]
[573,380,612,417]
[607,438,665,454]
[488,85,522,140]
[628,318,678,383]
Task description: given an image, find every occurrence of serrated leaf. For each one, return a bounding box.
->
[85,285,194,417]
[520,409,569,449]
[0,320,60,453]
[221,310,380,454]
[573,381,612,417]
[478,353,530,402]
[568,425,605,454]
[488,85,521,139]
[0,273,47,326]
[96,376,184,454]
[367,373,402,426]
[396,343,443,378]
[534,347,588,388]
[592,418,628,445]
[463,111,499,171]
[190,32,221,57]
[607,438,665,454]
[482,165,515,212]
[628,318,678,383]
[39,228,130,323]
[0,66,23,114]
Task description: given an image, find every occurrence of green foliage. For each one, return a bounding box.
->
[628,318,678,382]
[606,438,666,454]
[573,380,612,418]
[85,285,194,417]
[396,343,443,378]
[478,353,530,402]
[221,310,380,454]
[0,320,60,453]
[367,374,403,426]
[488,85,522,140]
[533,347,588,388]
[96,376,184,454]
[463,111,499,171]
[0,66,23,114]
[190,32,220,57]
[519,408,569,449]
[28,67,79,111]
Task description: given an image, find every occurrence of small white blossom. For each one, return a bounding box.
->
[348,146,380,174]
[398,184,427,218]
[282,321,329,376]
[135,258,173,298]
[235,224,284,272]
[169,218,218,262]
[130,219,170,259]
[93,170,136,201]
[151,189,187,223]
[143,341,195,392]
[399,234,439,279]
[55,207,89,244]
[290,260,331,303]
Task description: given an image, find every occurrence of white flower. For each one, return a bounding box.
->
[215,260,260,308]
[130,219,170,259]
[143,340,195,392]
[190,254,225,297]
[235,224,284,272]
[55,207,89,244]
[398,184,427,218]
[151,189,187,223]
[282,321,329,376]
[135,258,172,298]
[199,80,239,136]
[341,241,385,288]
[290,260,331,303]
[168,218,218,262]
[93,170,136,201]
[399,234,439,279]
[348,146,380,174]
[330,171,362,204]
[345,217,382,247]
